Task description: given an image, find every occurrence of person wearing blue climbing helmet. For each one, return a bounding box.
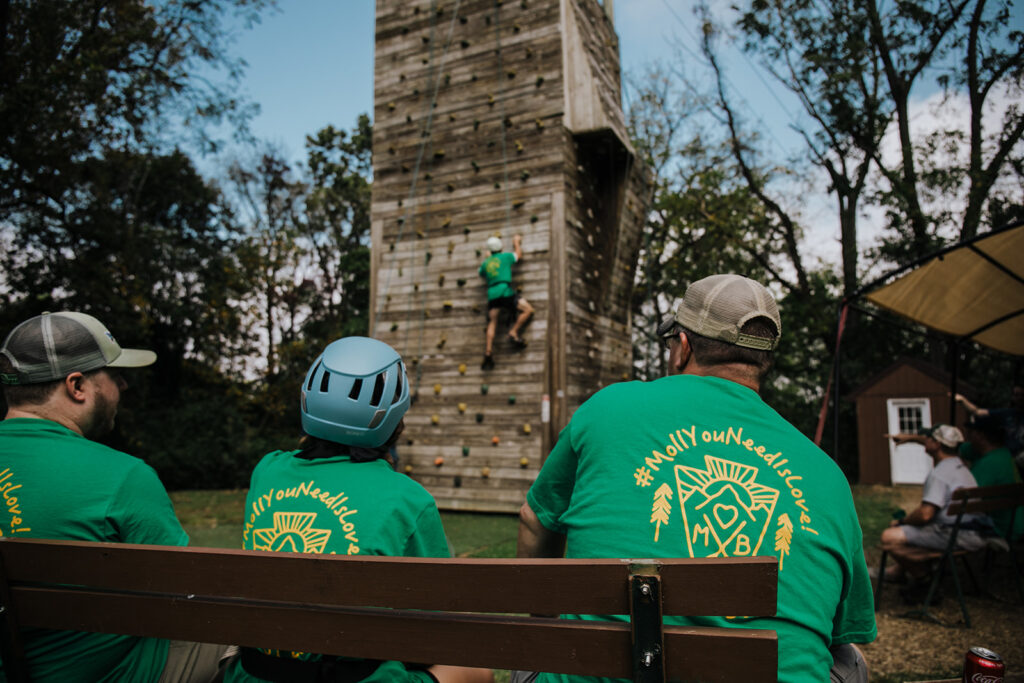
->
[227,337,493,683]
[478,234,533,370]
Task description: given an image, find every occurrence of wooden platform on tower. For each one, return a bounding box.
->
[370,0,650,512]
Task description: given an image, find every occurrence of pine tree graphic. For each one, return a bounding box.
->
[651,483,673,542]
[774,513,793,570]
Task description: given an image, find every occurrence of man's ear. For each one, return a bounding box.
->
[63,372,89,403]
[672,331,692,373]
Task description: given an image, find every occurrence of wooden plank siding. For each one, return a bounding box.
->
[370,0,649,511]
[852,359,973,485]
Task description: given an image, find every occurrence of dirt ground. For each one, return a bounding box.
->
[861,486,1024,680]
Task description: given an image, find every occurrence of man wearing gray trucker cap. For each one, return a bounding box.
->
[517,275,876,683]
[0,312,229,682]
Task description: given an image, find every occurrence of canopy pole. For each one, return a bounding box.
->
[816,300,849,454]
[949,337,959,425]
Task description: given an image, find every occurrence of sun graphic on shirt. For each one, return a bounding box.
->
[253,512,332,554]
[674,455,779,559]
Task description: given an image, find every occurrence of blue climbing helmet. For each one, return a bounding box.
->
[300,337,410,448]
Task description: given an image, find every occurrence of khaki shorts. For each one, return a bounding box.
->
[159,641,236,683]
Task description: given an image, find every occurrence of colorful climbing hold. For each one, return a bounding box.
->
[438,273,446,286]
[522,423,532,435]
[520,457,529,468]
[480,384,489,395]
[458,364,467,375]
[475,412,484,423]
[443,300,453,309]
[480,467,491,478]
[458,402,467,413]
[462,446,470,456]
[433,383,442,395]
[508,395,516,404]
[492,435,500,446]
[390,323,399,332]
[404,464,413,474]
[434,456,444,467]
[457,278,467,287]
[431,413,440,425]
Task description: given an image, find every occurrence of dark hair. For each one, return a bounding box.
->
[0,355,62,406]
[967,416,1005,446]
[682,318,777,377]
[297,428,400,466]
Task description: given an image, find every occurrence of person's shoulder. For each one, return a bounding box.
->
[377,463,438,504]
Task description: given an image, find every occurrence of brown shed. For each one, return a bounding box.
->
[850,358,975,485]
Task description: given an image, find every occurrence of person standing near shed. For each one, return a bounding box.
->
[478,235,533,370]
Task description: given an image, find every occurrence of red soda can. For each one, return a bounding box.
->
[963,646,1004,683]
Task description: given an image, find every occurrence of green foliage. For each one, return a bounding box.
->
[0,0,268,222]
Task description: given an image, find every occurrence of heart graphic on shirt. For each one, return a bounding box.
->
[713,503,739,529]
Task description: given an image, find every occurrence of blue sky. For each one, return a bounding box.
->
[226,1,799,166]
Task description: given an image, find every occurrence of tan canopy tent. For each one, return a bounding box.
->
[865,223,1024,356]
[818,220,1024,450]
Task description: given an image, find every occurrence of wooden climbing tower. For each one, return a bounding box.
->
[370,0,648,512]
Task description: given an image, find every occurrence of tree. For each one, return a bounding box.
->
[733,0,1024,268]
[735,0,890,295]
[300,115,373,343]
[863,0,1024,256]
[227,118,373,435]
[626,68,785,379]
[0,0,269,222]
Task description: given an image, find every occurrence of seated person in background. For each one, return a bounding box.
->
[882,425,990,585]
[956,384,1024,471]
[225,336,492,683]
[0,311,229,682]
[961,414,1022,539]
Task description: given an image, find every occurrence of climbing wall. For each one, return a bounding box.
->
[370,0,649,512]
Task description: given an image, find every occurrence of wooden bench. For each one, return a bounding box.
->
[0,539,778,682]
[875,482,1024,627]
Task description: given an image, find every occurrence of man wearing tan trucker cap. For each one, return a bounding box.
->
[516,275,875,683]
[0,311,229,682]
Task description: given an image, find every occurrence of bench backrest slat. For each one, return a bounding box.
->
[949,483,1024,516]
[0,539,779,682]
[0,540,777,617]
[11,585,776,680]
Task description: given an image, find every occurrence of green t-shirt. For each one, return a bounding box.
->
[0,418,187,683]
[969,446,1023,539]
[224,450,450,683]
[478,251,517,300]
[527,375,877,683]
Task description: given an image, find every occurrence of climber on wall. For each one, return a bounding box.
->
[479,234,533,370]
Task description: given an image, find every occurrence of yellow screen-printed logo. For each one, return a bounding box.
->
[674,455,779,558]
[485,258,501,278]
[253,512,332,553]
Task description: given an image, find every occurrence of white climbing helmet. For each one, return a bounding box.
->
[486,236,503,253]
